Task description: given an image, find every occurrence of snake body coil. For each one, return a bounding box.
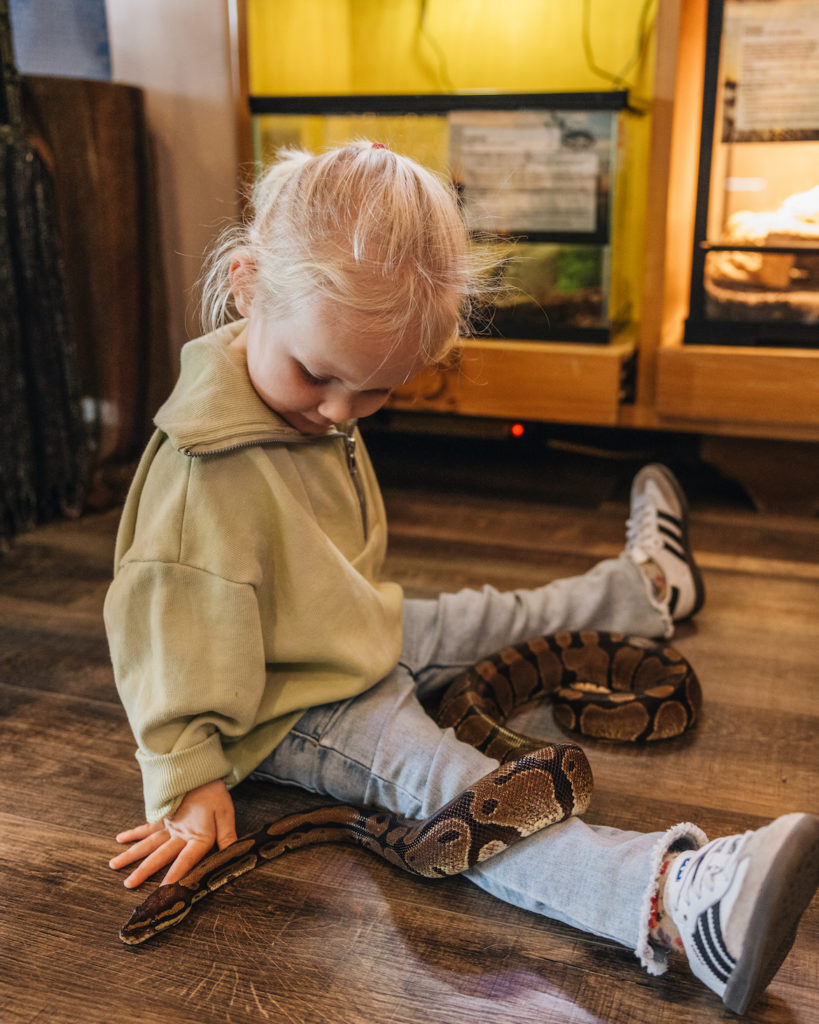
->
[120,630,700,945]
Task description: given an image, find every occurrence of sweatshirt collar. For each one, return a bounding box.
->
[155,321,343,456]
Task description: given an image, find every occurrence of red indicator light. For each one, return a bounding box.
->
[510,422,525,438]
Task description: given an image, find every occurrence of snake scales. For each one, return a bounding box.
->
[119,630,701,945]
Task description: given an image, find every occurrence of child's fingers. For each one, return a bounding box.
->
[215,801,238,850]
[122,836,186,889]
[109,827,168,871]
[161,837,215,887]
[115,821,162,844]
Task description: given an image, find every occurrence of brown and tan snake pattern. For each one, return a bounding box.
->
[119,630,700,945]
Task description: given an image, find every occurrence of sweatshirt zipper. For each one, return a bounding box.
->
[342,429,368,540]
[182,426,369,540]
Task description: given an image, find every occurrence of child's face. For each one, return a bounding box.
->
[232,300,423,434]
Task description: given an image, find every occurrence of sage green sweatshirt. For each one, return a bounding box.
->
[104,322,403,821]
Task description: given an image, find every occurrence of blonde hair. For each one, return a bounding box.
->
[199,141,486,364]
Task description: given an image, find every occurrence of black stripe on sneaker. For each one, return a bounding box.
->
[693,903,736,983]
[658,510,682,530]
[662,538,689,563]
[667,585,680,616]
[658,520,684,541]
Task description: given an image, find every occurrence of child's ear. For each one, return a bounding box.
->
[229,252,255,318]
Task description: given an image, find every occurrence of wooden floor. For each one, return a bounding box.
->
[1,440,818,1024]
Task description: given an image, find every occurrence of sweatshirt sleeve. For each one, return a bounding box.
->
[104,559,267,821]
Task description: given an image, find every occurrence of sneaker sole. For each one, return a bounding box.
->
[723,813,819,1014]
[646,464,706,619]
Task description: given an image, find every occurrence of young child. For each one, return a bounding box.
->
[105,142,818,1015]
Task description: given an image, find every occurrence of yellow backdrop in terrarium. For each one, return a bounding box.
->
[247,0,658,346]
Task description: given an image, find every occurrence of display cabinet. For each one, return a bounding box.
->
[249,92,640,424]
[651,0,819,436]
[252,92,634,344]
[237,0,819,439]
[685,0,819,348]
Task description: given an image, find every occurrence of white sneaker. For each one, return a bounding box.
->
[665,813,819,1014]
[626,464,705,620]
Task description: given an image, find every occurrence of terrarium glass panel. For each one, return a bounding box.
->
[448,108,616,239]
[688,0,819,344]
[488,243,610,336]
[252,96,628,342]
[253,113,451,177]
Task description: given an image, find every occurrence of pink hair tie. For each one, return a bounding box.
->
[371,142,388,150]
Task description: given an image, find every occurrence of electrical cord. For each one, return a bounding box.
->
[581,0,657,92]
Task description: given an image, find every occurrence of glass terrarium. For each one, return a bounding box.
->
[685,0,819,347]
[250,93,633,343]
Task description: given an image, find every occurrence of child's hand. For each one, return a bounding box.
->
[109,779,238,889]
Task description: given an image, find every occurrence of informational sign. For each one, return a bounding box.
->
[722,0,819,142]
[449,110,607,235]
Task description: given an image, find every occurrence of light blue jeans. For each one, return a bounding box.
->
[253,555,706,975]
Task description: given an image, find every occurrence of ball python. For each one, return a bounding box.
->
[119,630,700,945]
[436,629,702,757]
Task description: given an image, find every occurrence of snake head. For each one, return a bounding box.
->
[119,881,194,945]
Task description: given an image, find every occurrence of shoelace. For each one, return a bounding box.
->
[675,835,744,908]
[625,496,658,557]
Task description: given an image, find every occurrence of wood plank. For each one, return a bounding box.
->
[389,338,634,426]
[656,344,819,427]
[4,804,815,1024]
[1,476,818,1024]
[383,487,819,567]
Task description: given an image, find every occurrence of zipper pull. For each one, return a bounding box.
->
[344,431,356,466]
[343,431,368,540]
